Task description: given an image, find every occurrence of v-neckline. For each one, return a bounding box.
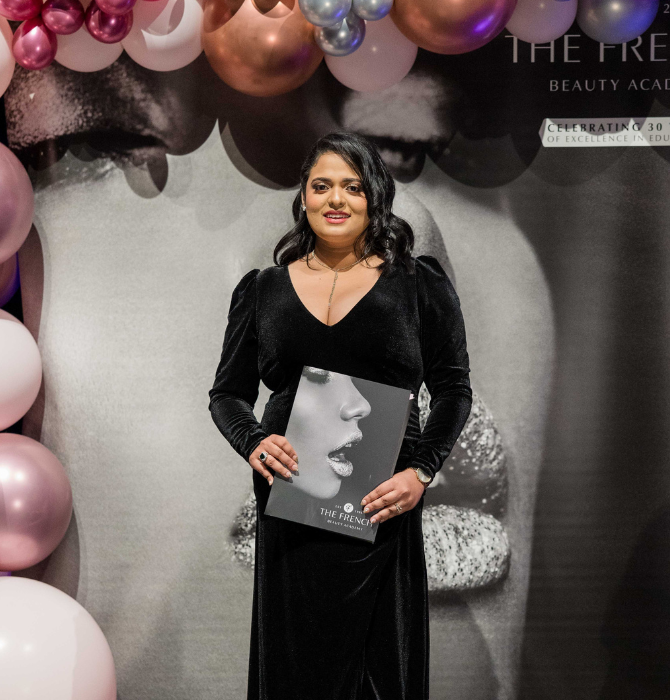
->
[284,263,385,329]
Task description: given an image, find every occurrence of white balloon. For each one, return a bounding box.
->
[507,0,578,45]
[0,17,15,98]
[325,13,417,92]
[0,310,42,431]
[55,23,124,72]
[0,577,117,700]
[122,0,204,72]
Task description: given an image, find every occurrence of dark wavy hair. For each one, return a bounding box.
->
[272,131,415,275]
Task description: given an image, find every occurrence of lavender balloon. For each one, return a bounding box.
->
[315,10,365,55]
[0,144,34,266]
[42,0,84,35]
[85,0,132,42]
[96,0,136,17]
[578,0,658,44]
[507,0,577,44]
[0,434,72,571]
[0,0,41,21]
[299,0,351,27]
[352,0,392,21]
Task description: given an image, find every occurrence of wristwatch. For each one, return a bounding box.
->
[410,466,433,487]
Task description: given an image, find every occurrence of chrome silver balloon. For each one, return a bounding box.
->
[352,0,393,21]
[314,10,366,56]
[577,0,659,45]
[299,0,352,27]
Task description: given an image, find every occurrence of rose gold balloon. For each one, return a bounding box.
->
[390,0,518,55]
[0,434,73,571]
[202,0,322,97]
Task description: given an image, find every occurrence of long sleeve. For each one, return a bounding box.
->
[409,255,473,481]
[208,269,270,463]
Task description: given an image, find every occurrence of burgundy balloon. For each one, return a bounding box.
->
[96,0,136,16]
[0,0,41,21]
[41,0,84,35]
[0,434,73,571]
[85,0,132,43]
[12,16,57,70]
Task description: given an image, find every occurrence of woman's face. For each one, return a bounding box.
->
[301,152,370,250]
[289,367,371,499]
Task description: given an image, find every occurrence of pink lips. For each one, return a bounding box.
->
[324,211,350,224]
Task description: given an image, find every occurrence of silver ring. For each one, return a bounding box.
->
[259,451,268,462]
[395,502,402,513]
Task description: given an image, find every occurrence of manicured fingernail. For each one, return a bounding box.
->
[370,517,377,523]
[363,506,369,513]
[294,456,299,464]
[292,463,298,470]
[269,477,273,485]
[360,499,366,506]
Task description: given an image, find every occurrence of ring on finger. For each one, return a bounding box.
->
[395,502,402,513]
[259,451,268,462]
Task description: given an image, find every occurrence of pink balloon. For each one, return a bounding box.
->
[85,0,132,42]
[96,0,135,16]
[12,16,58,69]
[507,0,577,44]
[0,254,19,306]
[0,143,34,265]
[0,578,117,700]
[0,434,72,571]
[0,310,42,430]
[42,0,85,34]
[0,0,41,21]
[325,14,417,92]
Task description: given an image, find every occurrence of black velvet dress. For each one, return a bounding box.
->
[209,254,473,700]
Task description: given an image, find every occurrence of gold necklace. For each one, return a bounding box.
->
[307,250,367,325]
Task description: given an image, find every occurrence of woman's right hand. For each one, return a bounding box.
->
[249,435,299,485]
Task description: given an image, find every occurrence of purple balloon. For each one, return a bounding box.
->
[0,434,73,571]
[96,0,136,16]
[42,0,84,35]
[0,0,41,21]
[0,254,20,307]
[578,0,659,44]
[0,143,34,265]
[12,16,58,70]
[85,0,133,43]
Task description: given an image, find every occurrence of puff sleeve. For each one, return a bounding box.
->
[208,269,271,463]
[410,255,473,481]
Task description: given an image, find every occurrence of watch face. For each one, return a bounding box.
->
[416,468,432,484]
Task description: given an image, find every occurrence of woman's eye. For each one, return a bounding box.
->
[303,367,332,384]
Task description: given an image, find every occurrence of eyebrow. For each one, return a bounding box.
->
[310,177,362,184]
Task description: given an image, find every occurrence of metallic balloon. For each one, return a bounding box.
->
[0,255,19,307]
[42,0,85,35]
[0,434,72,571]
[11,16,57,69]
[299,0,351,27]
[352,0,391,21]
[202,0,323,97]
[96,0,136,16]
[577,0,658,45]
[85,0,133,42]
[0,0,41,21]
[391,0,518,55]
[314,9,364,55]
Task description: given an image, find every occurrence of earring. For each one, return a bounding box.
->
[302,204,306,211]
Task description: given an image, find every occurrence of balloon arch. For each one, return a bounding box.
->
[0,0,662,98]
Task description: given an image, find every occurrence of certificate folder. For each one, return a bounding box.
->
[264,365,414,543]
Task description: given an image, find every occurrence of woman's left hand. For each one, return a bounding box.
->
[360,468,426,524]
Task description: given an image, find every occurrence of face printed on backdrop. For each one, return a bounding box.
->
[15,10,670,697]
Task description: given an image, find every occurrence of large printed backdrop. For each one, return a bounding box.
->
[3,13,670,700]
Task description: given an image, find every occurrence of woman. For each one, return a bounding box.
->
[208,130,473,699]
